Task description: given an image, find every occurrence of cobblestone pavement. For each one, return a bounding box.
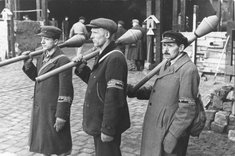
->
[0,46,234,156]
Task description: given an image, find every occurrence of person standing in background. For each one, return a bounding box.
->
[62,16,69,41]
[50,18,58,27]
[127,19,145,71]
[114,20,127,54]
[69,16,88,56]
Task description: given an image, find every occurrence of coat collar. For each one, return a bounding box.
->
[99,41,117,60]
[38,47,64,76]
[92,41,117,70]
[156,52,191,79]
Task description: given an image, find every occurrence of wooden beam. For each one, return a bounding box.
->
[154,0,162,64]
[172,0,179,31]
[36,0,41,21]
[225,29,235,82]
[13,0,20,20]
[180,0,186,31]
[5,0,15,57]
[146,0,154,67]
[42,0,48,25]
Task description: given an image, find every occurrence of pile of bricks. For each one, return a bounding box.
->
[204,85,235,141]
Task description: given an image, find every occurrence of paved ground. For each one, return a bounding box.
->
[0,45,234,156]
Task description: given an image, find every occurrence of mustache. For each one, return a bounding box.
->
[163,52,170,55]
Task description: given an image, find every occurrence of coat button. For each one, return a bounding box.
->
[149,102,152,106]
[153,89,155,93]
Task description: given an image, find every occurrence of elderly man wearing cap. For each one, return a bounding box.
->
[69,16,88,56]
[22,26,74,156]
[74,18,130,156]
[127,30,200,156]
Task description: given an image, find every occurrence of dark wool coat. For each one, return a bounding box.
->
[23,47,73,155]
[127,25,146,61]
[75,42,130,137]
[135,53,200,156]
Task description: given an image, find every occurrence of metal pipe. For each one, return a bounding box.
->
[132,59,167,92]
[36,48,99,82]
[0,34,85,67]
[0,48,45,67]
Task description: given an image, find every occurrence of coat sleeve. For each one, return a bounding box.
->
[55,57,74,121]
[168,65,200,138]
[101,54,127,136]
[22,62,37,81]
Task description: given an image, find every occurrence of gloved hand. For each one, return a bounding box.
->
[54,117,66,132]
[163,131,177,154]
[21,51,33,64]
[127,84,137,98]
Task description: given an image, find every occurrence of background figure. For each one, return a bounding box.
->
[69,16,88,56]
[22,26,74,156]
[127,19,145,71]
[114,20,127,54]
[50,18,58,27]
[62,16,69,41]
[23,15,31,21]
[127,31,200,156]
[74,18,130,156]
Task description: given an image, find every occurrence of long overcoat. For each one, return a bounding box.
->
[136,53,200,156]
[23,47,74,155]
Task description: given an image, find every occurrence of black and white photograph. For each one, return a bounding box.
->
[0,0,234,156]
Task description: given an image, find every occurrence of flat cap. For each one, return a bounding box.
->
[161,30,188,47]
[38,26,61,40]
[132,19,139,24]
[86,18,117,34]
[118,20,125,26]
[79,16,86,21]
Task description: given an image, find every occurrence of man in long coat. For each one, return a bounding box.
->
[74,18,130,156]
[22,26,74,156]
[127,19,146,71]
[127,31,200,156]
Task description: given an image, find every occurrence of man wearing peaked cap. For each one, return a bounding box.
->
[22,25,74,156]
[74,17,130,156]
[161,30,188,48]
[127,30,200,156]
[38,25,62,40]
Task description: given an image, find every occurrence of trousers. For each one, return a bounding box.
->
[93,133,122,156]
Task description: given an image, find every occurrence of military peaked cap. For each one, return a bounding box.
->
[38,26,61,40]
